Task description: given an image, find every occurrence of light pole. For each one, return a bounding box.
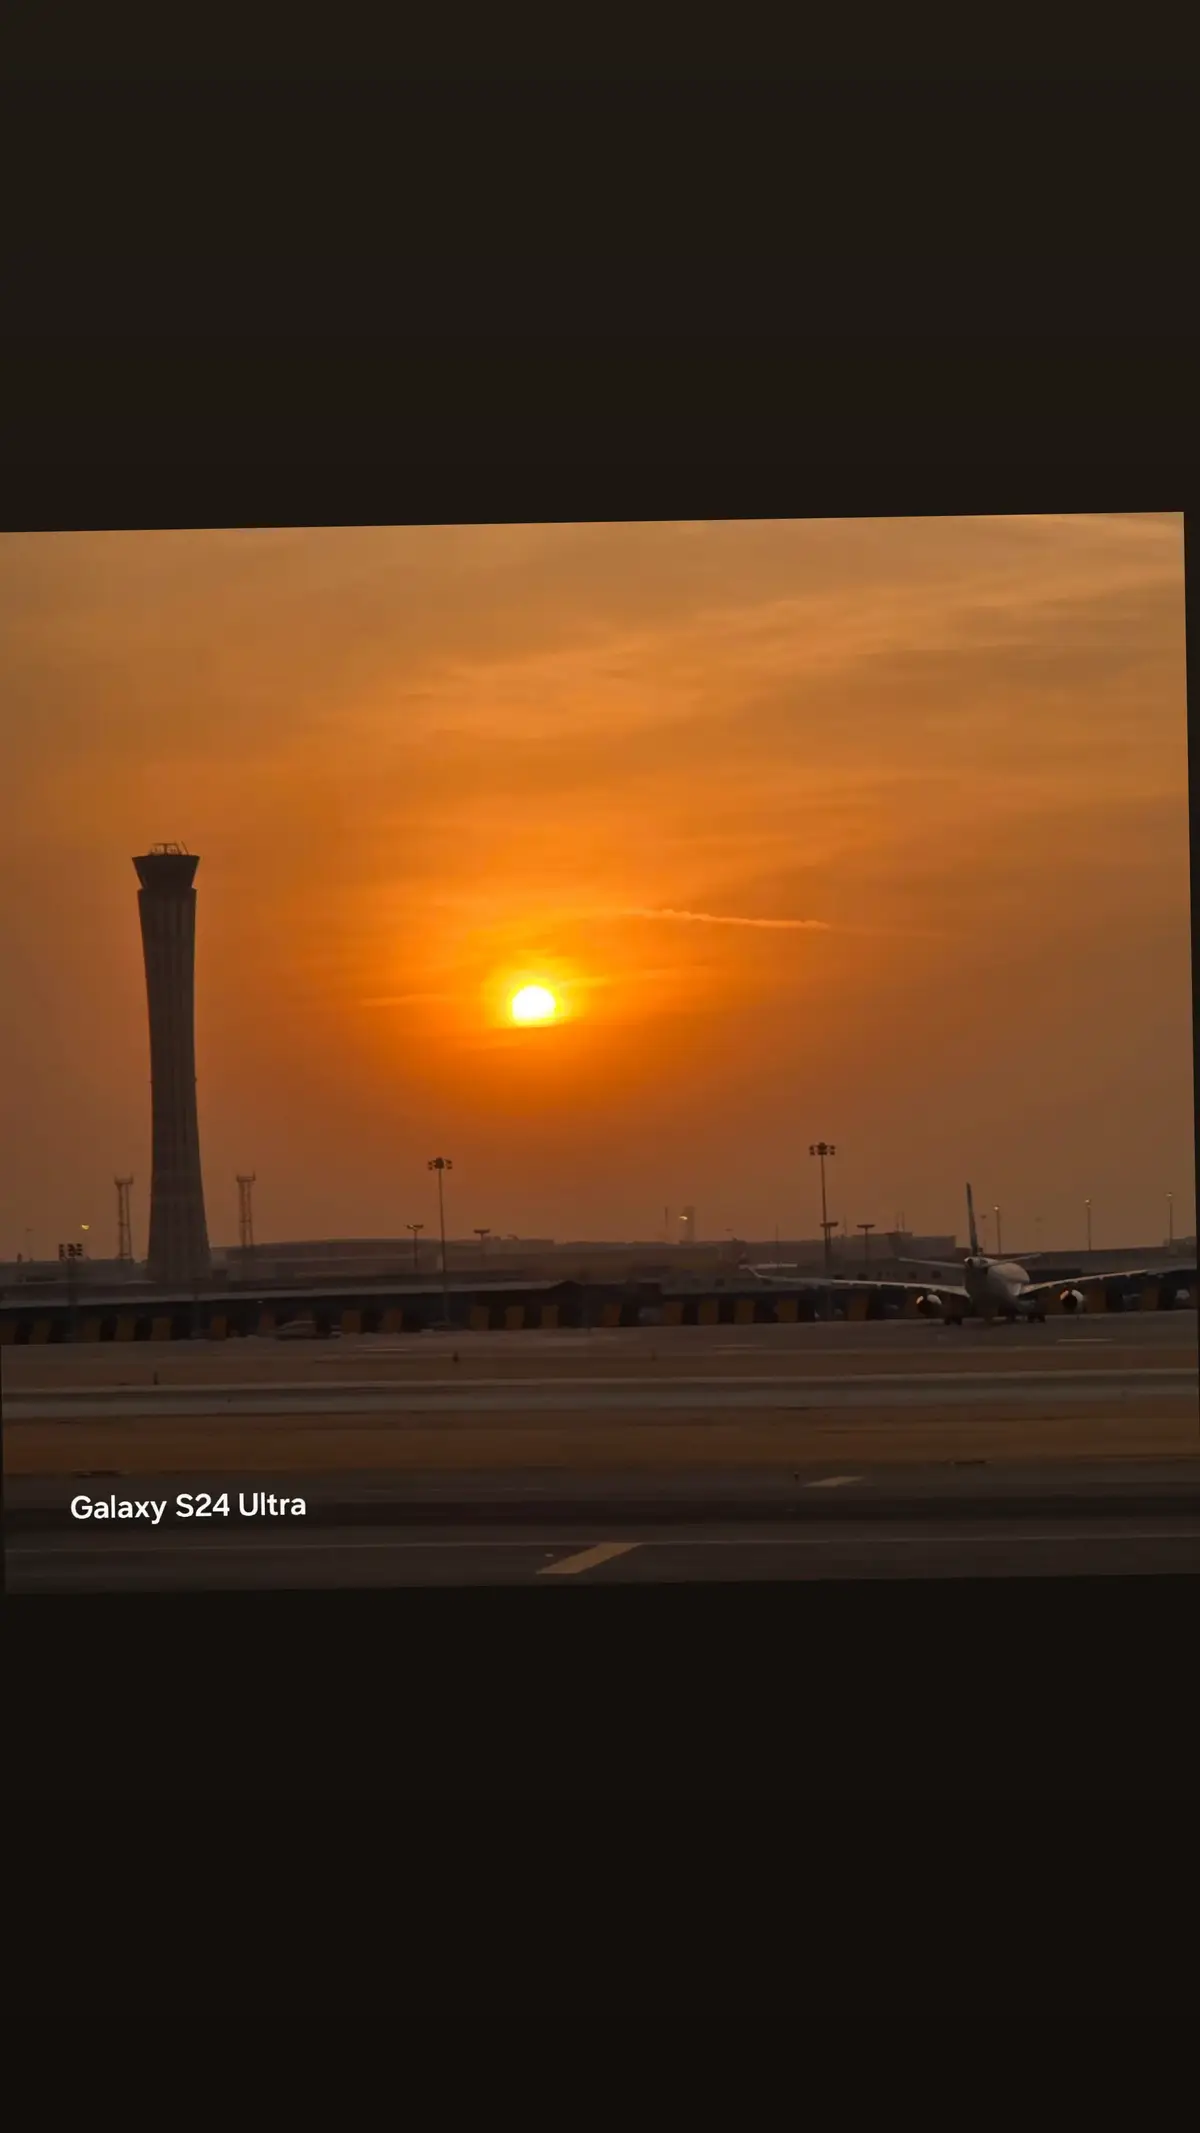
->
[993,1203,1003,1257]
[474,1226,490,1266]
[427,1158,453,1323]
[1167,1192,1174,1248]
[809,1143,837,1274]
[406,1221,424,1274]
[857,1221,875,1273]
[1085,1198,1092,1254]
[60,1230,87,1332]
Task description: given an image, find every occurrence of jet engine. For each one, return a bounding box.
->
[915,1292,944,1316]
[1058,1288,1087,1313]
[1165,1285,1192,1309]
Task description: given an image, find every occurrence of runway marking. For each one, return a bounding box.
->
[8,1538,568,1558]
[805,1475,861,1489]
[539,1541,640,1576]
[10,1530,1200,1572]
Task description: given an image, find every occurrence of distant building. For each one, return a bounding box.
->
[222,1236,558,1284]
[0,1255,150,1291]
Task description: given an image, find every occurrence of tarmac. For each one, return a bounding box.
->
[9,1471,1200,1590]
[5,1315,1196,1587]
[4,1314,1196,1479]
[4,1311,1192,1389]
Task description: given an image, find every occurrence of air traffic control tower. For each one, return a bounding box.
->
[134,844,211,1285]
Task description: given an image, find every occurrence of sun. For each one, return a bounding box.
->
[510,984,558,1024]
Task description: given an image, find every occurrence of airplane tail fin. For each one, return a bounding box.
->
[966,1183,981,1257]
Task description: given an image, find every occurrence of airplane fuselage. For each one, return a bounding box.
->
[961,1255,1033,1317]
[740,1252,1041,1321]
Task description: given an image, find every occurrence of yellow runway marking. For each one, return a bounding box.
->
[539,1541,639,1576]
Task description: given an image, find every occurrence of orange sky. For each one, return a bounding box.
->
[0,514,1192,1256]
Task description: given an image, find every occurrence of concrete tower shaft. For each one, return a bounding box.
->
[134,846,211,1284]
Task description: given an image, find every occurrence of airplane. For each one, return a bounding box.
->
[741,1183,1195,1325]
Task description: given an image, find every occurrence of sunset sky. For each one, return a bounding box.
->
[0,514,1192,1258]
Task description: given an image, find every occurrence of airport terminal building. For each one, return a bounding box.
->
[5,1230,1194,1299]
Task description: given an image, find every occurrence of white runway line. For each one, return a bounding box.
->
[10,1531,1200,1572]
[6,1538,563,1556]
[805,1475,861,1489]
[650,1530,1200,1549]
[538,1541,640,1576]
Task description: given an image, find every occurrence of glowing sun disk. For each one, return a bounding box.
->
[510,984,557,1023]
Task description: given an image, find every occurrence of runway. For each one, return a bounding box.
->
[8,1363,1195,1420]
[5,1313,1196,1480]
[10,1516,1200,1589]
[8,1460,1200,1589]
[12,1456,1200,1518]
[4,1311,1191,1392]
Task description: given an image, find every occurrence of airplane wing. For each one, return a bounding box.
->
[895,1258,969,1277]
[1020,1262,1196,1299]
[747,1271,970,1301]
[861,1278,970,1301]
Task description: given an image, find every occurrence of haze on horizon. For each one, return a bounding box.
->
[0,513,1193,1260]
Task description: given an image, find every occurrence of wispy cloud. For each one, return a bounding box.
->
[614,905,956,942]
[358,990,457,1009]
[619,907,832,930]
